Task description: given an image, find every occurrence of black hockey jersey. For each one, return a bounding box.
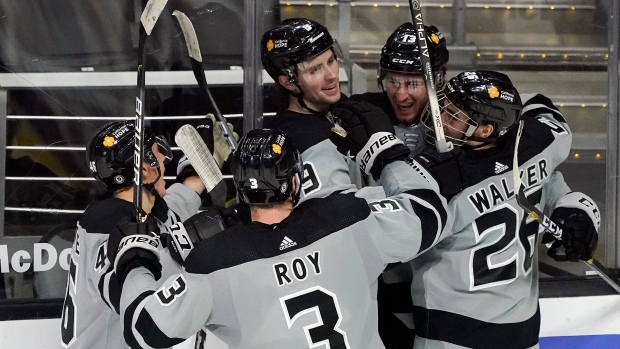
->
[119,160,451,349]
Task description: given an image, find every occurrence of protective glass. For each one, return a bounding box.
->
[381,74,426,95]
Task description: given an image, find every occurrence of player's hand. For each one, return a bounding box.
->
[107,215,162,284]
[328,101,409,179]
[394,123,425,157]
[544,192,600,262]
[413,147,462,199]
[164,207,244,265]
[206,113,239,168]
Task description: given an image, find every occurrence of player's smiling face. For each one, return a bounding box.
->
[296,49,341,111]
[384,72,428,125]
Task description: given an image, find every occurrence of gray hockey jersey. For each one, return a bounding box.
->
[60,183,201,349]
[266,110,365,204]
[410,93,573,349]
[119,160,451,349]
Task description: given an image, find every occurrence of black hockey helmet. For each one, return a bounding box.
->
[378,23,449,88]
[231,129,303,206]
[424,70,522,145]
[86,121,172,191]
[261,18,336,84]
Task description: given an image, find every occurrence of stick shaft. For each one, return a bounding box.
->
[174,10,238,152]
[133,0,168,221]
[408,0,452,153]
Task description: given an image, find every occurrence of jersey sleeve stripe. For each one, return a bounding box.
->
[122,290,183,349]
[98,269,121,314]
[521,93,566,123]
[403,189,448,254]
[134,309,185,349]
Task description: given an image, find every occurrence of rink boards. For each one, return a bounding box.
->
[1,295,619,348]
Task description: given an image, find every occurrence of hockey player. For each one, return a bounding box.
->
[262,18,365,203]
[349,22,449,157]
[59,120,224,349]
[409,70,600,349]
[345,22,449,348]
[112,107,452,349]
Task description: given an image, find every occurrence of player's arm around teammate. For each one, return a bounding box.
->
[112,117,452,348]
[59,119,232,349]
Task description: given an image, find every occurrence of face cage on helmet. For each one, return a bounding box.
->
[420,92,479,147]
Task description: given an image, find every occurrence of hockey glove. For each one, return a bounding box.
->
[394,123,425,157]
[328,101,409,180]
[206,113,239,168]
[413,147,463,200]
[544,192,600,262]
[165,206,244,265]
[107,215,162,284]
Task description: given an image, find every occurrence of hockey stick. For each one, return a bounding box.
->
[408,0,453,153]
[173,10,238,152]
[175,124,223,192]
[512,120,620,293]
[133,0,169,222]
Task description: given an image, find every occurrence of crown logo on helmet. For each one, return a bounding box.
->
[430,33,440,44]
[487,87,499,99]
[267,39,275,52]
[272,143,282,154]
[103,136,115,147]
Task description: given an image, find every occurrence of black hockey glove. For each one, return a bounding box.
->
[107,215,162,284]
[176,116,216,183]
[413,146,463,200]
[165,206,245,265]
[544,192,600,262]
[328,101,409,180]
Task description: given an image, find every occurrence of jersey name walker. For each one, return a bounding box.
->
[410,93,572,349]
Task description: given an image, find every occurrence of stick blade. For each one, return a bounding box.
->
[140,0,169,35]
[175,125,223,192]
[172,10,203,62]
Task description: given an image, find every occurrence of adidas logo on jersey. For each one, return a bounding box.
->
[495,162,509,174]
[279,236,297,250]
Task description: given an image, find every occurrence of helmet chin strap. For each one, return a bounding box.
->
[295,93,325,115]
[143,166,162,200]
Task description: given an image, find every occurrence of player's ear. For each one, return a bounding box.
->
[290,175,297,193]
[476,123,495,139]
[279,75,299,93]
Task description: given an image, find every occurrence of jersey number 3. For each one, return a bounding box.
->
[280,286,351,348]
